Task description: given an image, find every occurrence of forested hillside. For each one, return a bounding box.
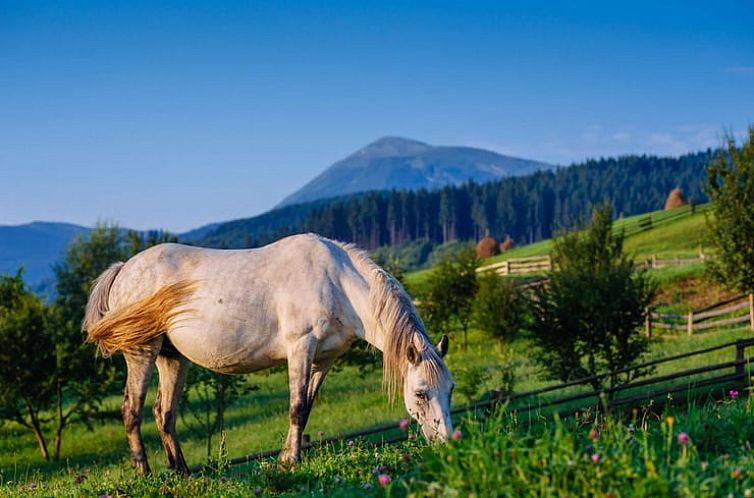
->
[197,150,714,250]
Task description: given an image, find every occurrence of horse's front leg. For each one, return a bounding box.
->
[279,337,315,466]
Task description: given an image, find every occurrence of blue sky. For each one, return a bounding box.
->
[1,1,752,232]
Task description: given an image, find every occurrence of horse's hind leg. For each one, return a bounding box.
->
[153,352,191,474]
[122,339,161,475]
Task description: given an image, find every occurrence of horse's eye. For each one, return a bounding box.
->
[415,390,427,401]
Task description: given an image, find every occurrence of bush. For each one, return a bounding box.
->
[705,126,754,294]
[472,272,526,346]
[530,203,657,390]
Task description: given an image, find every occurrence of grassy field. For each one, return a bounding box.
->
[4,202,751,496]
[404,204,711,295]
[4,387,754,496]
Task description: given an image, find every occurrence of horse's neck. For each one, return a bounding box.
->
[341,268,387,352]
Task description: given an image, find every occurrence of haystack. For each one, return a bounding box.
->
[476,232,499,259]
[664,187,688,210]
[500,235,514,253]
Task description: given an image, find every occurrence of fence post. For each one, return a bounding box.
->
[698,244,705,261]
[645,308,652,338]
[735,341,745,381]
[687,311,694,336]
[749,293,754,331]
[504,260,510,276]
[651,255,657,269]
[547,255,552,271]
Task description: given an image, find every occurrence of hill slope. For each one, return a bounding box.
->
[276,137,551,207]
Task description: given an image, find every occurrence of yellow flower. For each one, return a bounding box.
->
[646,461,657,477]
[666,416,675,429]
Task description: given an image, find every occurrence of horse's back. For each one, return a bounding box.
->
[108,235,362,372]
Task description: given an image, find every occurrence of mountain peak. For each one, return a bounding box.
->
[353,136,431,158]
[276,137,551,207]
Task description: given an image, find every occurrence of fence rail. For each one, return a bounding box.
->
[477,255,552,276]
[478,204,709,277]
[646,293,754,337]
[195,337,754,472]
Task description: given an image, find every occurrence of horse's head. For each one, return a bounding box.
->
[403,334,454,442]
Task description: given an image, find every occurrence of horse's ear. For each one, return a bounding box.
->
[436,334,449,358]
[406,344,419,365]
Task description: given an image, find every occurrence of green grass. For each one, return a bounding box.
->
[5,393,754,497]
[403,204,712,292]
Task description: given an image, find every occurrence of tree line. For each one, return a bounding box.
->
[200,150,714,250]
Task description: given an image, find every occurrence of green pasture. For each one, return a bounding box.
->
[5,201,752,497]
[404,204,711,292]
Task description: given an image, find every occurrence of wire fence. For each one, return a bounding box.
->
[200,337,754,471]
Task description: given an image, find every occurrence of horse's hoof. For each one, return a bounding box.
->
[132,459,151,476]
[278,452,298,470]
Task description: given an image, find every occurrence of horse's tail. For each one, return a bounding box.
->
[84,268,197,357]
[83,262,125,333]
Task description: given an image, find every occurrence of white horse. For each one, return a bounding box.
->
[83,233,454,474]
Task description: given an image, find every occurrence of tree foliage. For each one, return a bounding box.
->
[420,245,478,350]
[0,271,55,460]
[472,273,526,346]
[705,127,754,294]
[530,203,657,390]
[50,223,127,458]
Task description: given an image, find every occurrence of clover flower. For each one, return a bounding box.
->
[678,432,690,445]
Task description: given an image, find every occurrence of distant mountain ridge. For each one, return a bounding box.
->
[276,137,551,207]
[0,221,214,288]
[0,222,90,288]
[197,150,713,251]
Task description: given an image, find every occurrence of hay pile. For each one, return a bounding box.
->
[476,232,499,259]
[500,235,514,253]
[664,187,688,210]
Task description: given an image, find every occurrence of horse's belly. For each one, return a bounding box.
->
[167,318,286,374]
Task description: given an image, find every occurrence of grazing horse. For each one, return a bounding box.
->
[83,233,454,475]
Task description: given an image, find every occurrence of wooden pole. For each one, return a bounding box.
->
[687,311,694,336]
[749,293,754,331]
[652,255,657,269]
[645,308,652,338]
[735,341,745,381]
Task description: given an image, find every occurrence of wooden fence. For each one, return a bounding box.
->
[479,250,704,277]
[197,337,754,471]
[477,255,552,276]
[477,204,710,277]
[618,203,710,238]
[646,293,754,337]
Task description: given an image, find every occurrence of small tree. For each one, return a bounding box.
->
[0,271,55,460]
[180,368,257,459]
[530,203,656,390]
[50,223,126,458]
[420,245,478,350]
[705,127,754,294]
[472,272,526,348]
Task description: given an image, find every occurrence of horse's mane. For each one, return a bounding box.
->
[335,241,448,399]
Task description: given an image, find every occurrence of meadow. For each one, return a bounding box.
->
[2,202,752,497]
